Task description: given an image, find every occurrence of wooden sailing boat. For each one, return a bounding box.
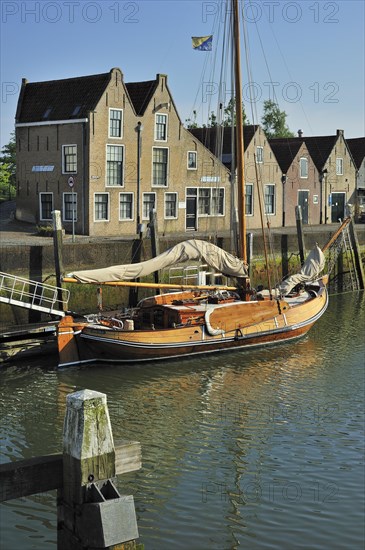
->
[57,0,333,368]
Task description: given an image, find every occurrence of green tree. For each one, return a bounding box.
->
[0,132,16,192]
[261,100,294,138]
[0,163,15,201]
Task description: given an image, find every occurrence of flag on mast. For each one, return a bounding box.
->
[192,36,213,51]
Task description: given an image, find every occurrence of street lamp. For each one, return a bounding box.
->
[319,169,327,225]
[135,121,143,236]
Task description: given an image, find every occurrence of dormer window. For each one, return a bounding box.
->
[43,107,52,120]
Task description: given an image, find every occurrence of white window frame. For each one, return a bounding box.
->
[109,108,123,138]
[62,144,77,174]
[152,147,169,187]
[197,187,225,217]
[142,192,156,220]
[119,192,134,221]
[63,192,77,222]
[256,146,264,164]
[164,192,178,219]
[106,144,124,187]
[39,192,53,221]
[300,157,308,178]
[336,157,343,175]
[245,183,254,216]
[155,113,168,141]
[94,193,110,222]
[264,184,276,215]
[187,151,197,170]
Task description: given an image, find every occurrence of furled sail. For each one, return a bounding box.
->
[68,239,248,283]
[279,245,326,295]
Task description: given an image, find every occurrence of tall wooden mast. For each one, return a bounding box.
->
[233,0,247,263]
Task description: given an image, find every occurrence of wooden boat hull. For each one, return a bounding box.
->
[57,284,328,367]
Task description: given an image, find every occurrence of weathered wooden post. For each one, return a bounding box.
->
[295,205,306,266]
[52,210,66,311]
[58,389,139,549]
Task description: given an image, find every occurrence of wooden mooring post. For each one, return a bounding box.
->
[0,390,142,550]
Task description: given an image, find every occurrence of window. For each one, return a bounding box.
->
[39,193,53,221]
[106,145,124,186]
[187,151,197,170]
[264,184,275,215]
[198,188,224,216]
[165,192,177,218]
[142,193,156,220]
[63,193,77,222]
[94,193,109,221]
[155,114,167,141]
[336,158,343,175]
[198,188,211,215]
[62,145,77,173]
[211,188,224,215]
[119,193,133,220]
[152,147,168,186]
[300,157,308,178]
[256,146,264,163]
[109,109,123,138]
[245,184,253,215]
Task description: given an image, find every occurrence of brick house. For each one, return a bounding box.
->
[271,130,357,225]
[346,137,365,222]
[15,68,231,237]
[269,139,320,226]
[190,125,283,230]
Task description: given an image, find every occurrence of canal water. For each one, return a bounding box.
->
[0,292,364,549]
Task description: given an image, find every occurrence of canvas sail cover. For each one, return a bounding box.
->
[279,244,326,295]
[68,239,248,283]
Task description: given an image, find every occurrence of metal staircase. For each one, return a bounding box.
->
[0,272,69,317]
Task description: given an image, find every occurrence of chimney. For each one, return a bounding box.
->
[298,129,303,138]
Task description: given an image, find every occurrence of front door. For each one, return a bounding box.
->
[331,192,346,223]
[298,190,309,224]
[186,188,197,230]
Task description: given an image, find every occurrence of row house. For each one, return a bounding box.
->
[346,137,365,222]
[15,68,231,237]
[270,130,357,225]
[190,125,283,230]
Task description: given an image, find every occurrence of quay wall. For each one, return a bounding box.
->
[1,226,364,326]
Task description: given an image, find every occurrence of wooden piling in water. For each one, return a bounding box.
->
[0,389,142,549]
[295,206,306,266]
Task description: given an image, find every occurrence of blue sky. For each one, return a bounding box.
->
[1,0,364,149]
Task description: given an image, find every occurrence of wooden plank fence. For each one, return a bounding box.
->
[0,389,143,549]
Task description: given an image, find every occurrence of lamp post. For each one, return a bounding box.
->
[135,121,143,236]
[319,169,327,225]
[281,174,287,227]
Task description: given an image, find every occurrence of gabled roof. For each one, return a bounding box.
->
[346,137,365,169]
[16,72,112,123]
[269,140,304,173]
[190,125,259,166]
[125,80,158,116]
[269,135,341,172]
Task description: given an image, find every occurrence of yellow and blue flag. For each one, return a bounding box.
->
[192,36,213,51]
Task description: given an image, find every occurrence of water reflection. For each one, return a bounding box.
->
[0,293,364,549]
